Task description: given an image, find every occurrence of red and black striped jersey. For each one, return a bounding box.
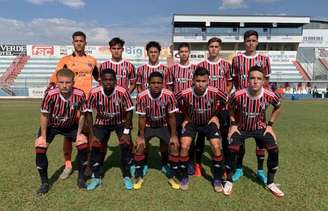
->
[197,59,232,93]
[87,85,134,126]
[40,87,87,128]
[229,88,281,131]
[176,86,228,126]
[136,63,171,92]
[99,59,136,91]
[169,63,196,95]
[231,53,271,90]
[136,89,178,128]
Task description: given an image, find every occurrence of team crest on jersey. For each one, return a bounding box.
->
[255,60,263,67]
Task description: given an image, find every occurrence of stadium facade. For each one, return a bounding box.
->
[0,14,328,97]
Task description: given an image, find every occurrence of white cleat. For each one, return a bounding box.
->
[223,181,233,196]
[267,183,284,197]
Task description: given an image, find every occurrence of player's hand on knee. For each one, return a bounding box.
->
[169,135,180,148]
[182,120,189,129]
[136,136,145,148]
[208,116,220,129]
[228,125,240,141]
[264,126,276,141]
[76,133,88,145]
[35,136,47,148]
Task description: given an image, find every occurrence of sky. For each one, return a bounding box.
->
[0,0,327,46]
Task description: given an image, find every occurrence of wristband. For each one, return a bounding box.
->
[123,128,130,135]
[267,121,274,126]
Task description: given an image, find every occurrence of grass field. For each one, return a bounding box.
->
[0,99,327,210]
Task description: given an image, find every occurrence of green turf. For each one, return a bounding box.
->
[0,99,327,210]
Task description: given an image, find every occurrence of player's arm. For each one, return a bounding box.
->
[167,112,179,147]
[77,113,86,135]
[86,112,94,138]
[40,113,49,138]
[226,80,233,94]
[264,96,282,140]
[129,81,136,94]
[264,57,271,88]
[92,65,99,82]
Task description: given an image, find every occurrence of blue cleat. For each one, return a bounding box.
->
[123,177,133,190]
[232,168,244,182]
[256,170,268,184]
[86,178,101,191]
[161,164,171,177]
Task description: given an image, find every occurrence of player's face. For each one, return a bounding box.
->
[193,75,209,94]
[110,44,124,60]
[101,73,116,91]
[244,35,258,53]
[57,76,74,94]
[72,36,86,53]
[148,77,163,94]
[179,47,190,63]
[208,41,220,58]
[248,70,264,92]
[147,47,160,64]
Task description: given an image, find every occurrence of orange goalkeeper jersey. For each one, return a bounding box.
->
[50,52,97,96]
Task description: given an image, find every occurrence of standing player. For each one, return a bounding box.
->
[99,37,136,94]
[169,42,197,175]
[135,41,172,175]
[177,67,227,192]
[48,31,98,180]
[195,37,232,176]
[85,68,135,190]
[133,71,180,190]
[35,68,89,196]
[230,30,271,183]
[223,66,284,197]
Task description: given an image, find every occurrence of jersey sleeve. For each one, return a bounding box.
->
[129,63,136,82]
[165,66,173,86]
[123,90,135,111]
[136,67,142,85]
[136,94,146,115]
[269,92,281,108]
[80,93,88,113]
[40,92,53,113]
[167,93,178,114]
[86,92,96,112]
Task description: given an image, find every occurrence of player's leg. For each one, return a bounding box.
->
[194,132,205,176]
[73,131,89,189]
[87,126,109,191]
[179,122,196,190]
[219,109,230,179]
[258,131,284,197]
[254,137,267,184]
[205,123,224,193]
[232,144,245,182]
[116,126,134,190]
[223,131,246,196]
[35,127,56,196]
[60,137,73,180]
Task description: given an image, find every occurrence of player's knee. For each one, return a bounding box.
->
[266,144,279,154]
[35,147,47,154]
[256,147,266,157]
[91,138,101,148]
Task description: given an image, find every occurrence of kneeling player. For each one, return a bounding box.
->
[177,67,227,192]
[223,66,284,197]
[134,71,180,190]
[86,69,134,190]
[35,68,89,196]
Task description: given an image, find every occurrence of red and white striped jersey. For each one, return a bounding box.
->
[99,59,136,91]
[40,87,87,128]
[176,86,227,126]
[197,59,232,93]
[169,63,196,95]
[231,53,271,90]
[136,63,171,92]
[229,88,281,131]
[136,88,178,128]
[87,85,134,126]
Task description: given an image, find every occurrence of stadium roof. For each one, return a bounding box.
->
[173,14,310,25]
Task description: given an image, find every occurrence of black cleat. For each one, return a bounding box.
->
[77,178,86,189]
[36,183,50,196]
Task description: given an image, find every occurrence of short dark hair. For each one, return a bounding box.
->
[148,71,163,81]
[207,37,222,47]
[109,37,125,47]
[146,41,161,52]
[193,67,209,78]
[178,42,190,51]
[72,31,86,40]
[56,68,75,80]
[100,68,117,79]
[244,30,258,40]
[248,66,264,78]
